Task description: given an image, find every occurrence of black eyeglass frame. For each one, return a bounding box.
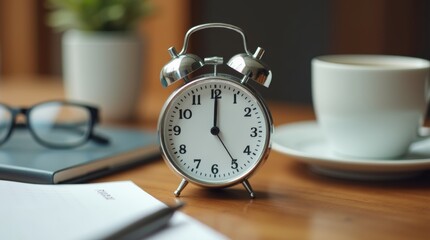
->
[0,100,110,149]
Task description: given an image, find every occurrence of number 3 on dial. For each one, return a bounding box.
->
[159,76,272,198]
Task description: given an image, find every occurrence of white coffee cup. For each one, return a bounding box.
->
[312,55,430,159]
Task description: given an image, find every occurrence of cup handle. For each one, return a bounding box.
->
[413,76,430,142]
[419,127,430,137]
[422,81,430,140]
[416,127,430,143]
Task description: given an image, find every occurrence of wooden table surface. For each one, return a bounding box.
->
[1,78,429,240]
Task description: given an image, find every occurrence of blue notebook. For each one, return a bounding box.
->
[0,127,159,184]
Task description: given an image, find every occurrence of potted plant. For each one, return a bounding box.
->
[48,0,152,121]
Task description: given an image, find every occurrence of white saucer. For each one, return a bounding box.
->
[272,121,430,180]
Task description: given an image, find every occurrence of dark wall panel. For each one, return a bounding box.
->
[190,0,331,103]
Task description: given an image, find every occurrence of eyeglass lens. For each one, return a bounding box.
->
[29,102,92,147]
[0,105,13,142]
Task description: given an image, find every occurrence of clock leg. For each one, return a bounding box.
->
[242,179,255,199]
[174,179,188,197]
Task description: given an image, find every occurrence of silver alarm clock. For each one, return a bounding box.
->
[158,23,273,198]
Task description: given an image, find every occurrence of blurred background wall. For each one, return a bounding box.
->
[0,0,429,104]
[191,0,430,103]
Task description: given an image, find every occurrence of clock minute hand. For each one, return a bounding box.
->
[213,95,218,128]
[210,95,220,135]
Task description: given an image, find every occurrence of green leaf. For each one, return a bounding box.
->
[46,0,152,31]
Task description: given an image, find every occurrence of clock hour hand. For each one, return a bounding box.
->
[216,134,235,161]
[217,134,253,198]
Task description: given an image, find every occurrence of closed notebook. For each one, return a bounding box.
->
[0,127,159,184]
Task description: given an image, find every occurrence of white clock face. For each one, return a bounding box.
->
[159,77,271,187]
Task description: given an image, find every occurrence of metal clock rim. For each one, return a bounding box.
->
[158,75,273,188]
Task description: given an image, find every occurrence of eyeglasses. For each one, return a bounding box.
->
[0,101,110,149]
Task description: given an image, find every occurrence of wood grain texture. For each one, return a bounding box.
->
[1,79,429,240]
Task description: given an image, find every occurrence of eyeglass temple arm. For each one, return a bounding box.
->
[14,123,110,145]
[89,132,110,145]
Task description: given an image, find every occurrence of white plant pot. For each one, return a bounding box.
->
[62,30,142,121]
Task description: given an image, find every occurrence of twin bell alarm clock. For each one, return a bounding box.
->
[158,23,273,198]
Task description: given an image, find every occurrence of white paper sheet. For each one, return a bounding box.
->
[0,180,227,240]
